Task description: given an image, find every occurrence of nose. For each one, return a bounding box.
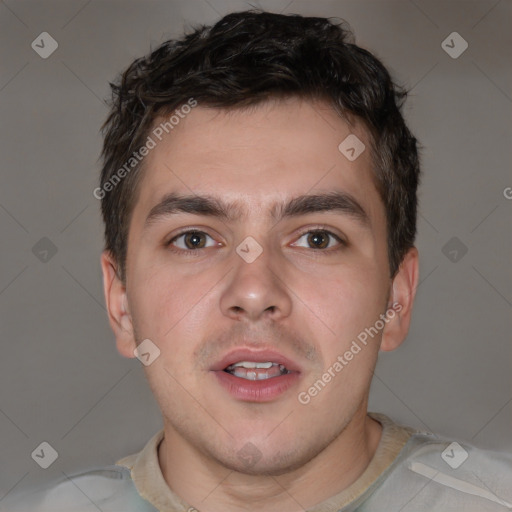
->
[219,244,293,323]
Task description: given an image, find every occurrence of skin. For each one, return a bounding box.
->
[101,97,419,512]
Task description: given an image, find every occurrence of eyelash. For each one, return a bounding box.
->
[166,226,346,256]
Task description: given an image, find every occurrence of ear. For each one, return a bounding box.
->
[100,251,136,358]
[380,246,419,352]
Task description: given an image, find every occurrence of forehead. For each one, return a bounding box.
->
[132,97,383,225]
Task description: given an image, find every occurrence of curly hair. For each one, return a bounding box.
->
[99,10,420,282]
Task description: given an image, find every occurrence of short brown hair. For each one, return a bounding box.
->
[99,10,420,282]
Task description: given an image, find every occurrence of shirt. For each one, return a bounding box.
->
[2,412,511,511]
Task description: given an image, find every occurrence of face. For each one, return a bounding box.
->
[102,97,417,476]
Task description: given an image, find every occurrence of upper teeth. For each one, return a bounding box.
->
[231,361,274,369]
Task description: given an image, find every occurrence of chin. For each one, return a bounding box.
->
[211,440,324,477]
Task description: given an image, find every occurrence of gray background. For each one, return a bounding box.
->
[1,0,511,499]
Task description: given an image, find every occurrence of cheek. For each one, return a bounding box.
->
[299,263,387,344]
[129,263,216,343]
[297,271,385,409]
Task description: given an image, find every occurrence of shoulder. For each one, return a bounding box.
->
[370,426,512,511]
[0,465,157,512]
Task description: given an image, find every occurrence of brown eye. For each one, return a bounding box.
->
[169,231,216,251]
[183,232,206,249]
[291,229,345,251]
[307,231,330,249]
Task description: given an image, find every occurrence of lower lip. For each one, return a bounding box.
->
[213,370,300,402]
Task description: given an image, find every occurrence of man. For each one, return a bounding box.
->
[4,9,511,512]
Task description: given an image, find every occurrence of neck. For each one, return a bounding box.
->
[158,411,382,512]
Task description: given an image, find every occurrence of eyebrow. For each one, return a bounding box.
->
[144,191,370,230]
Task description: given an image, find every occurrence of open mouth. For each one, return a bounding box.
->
[224,361,290,381]
[213,351,301,401]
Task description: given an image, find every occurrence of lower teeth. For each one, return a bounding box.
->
[236,370,270,380]
[225,364,288,380]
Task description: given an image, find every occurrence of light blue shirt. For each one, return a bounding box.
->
[2,413,511,511]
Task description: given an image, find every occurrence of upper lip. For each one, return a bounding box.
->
[210,348,302,373]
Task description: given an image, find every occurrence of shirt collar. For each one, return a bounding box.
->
[116,412,416,511]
